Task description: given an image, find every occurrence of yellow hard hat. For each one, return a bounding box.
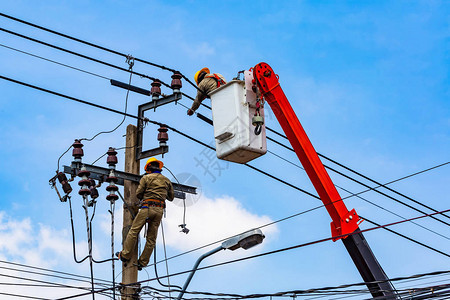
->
[144,157,164,172]
[194,67,210,85]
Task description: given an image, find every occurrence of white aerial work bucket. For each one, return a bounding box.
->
[210,70,267,164]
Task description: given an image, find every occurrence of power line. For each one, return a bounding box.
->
[5,12,447,300]
[0,292,51,300]
[265,126,450,224]
[0,27,165,86]
[195,112,450,228]
[56,209,450,300]
[268,150,450,241]
[0,43,110,80]
[0,265,109,289]
[8,22,440,237]
[2,15,445,228]
[0,259,112,286]
[2,74,448,264]
[0,12,206,97]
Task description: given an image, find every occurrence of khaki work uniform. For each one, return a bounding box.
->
[190,73,226,112]
[121,172,174,267]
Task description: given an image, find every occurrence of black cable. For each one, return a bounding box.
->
[68,196,90,263]
[0,265,109,289]
[3,75,448,264]
[0,43,110,80]
[153,223,182,291]
[0,13,173,73]
[0,272,94,293]
[0,260,112,287]
[0,13,210,98]
[81,67,133,142]
[195,112,450,228]
[60,244,450,300]
[268,149,450,241]
[55,209,450,300]
[266,129,450,225]
[320,153,450,221]
[0,292,50,300]
[57,58,134,169]
[0,74,140,119]
[0,27,178,92]
[57,144,73,173]
[4,15,443,229]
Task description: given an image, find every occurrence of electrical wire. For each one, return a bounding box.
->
[0,27,168,87]
[0,265,109,291]
[3,74,448,263]
[57,57,134,171]
[0,260,112,287]
[2,69,446,298]
[81,66,133,142]
[265,127,450,224]
[55,209,450,300]
[0,12,208,98]
[195,113,450,228]
[57,247,450,300]
[0,43,110,80]
[267,150,450,241]
[9,26,439,239]
[0,292,50,300]
[154,222,182,291]
[3,16,445,230]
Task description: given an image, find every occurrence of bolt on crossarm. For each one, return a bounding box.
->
[253,62,396,299]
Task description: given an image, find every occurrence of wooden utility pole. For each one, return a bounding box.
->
[122,124,140,299]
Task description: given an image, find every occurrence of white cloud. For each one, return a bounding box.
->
[162,195,278,255]
[0,211,112,299]
[98,194,279,262]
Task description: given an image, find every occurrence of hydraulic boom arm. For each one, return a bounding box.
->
[253,62,396,298]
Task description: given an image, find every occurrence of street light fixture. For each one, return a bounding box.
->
[176,228,265,300]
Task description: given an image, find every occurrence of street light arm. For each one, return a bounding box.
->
[177,245,224,300]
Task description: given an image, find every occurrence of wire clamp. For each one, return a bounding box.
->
[126,54,135,70]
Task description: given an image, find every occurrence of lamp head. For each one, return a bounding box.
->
[221,229,265,251]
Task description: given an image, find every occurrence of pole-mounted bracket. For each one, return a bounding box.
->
[136,92,182,161]
[109,76,183,161]
[63,163,196,200]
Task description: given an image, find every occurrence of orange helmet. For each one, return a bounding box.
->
[194,67,210,85]
[144,157,164,172]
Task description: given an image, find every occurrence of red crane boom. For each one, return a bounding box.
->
[254,62,396,298]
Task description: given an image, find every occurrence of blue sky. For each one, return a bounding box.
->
[0,1,449,299]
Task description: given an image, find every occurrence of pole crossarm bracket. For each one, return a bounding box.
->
[63,163,196,199]
[136,92,182,160]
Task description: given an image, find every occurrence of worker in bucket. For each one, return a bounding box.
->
[187,67,226,116]
[116,157,174,270]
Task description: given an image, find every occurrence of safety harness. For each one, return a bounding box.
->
[206,73,226,88]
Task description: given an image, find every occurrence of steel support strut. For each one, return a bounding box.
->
[254,62,396,298]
